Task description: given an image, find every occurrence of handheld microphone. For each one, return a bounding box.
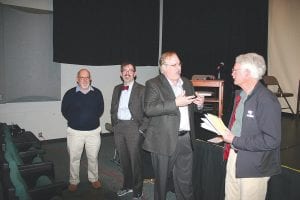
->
[217,62,224,70]
[217,62,224,79]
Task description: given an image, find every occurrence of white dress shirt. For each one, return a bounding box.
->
[117,81,134,120]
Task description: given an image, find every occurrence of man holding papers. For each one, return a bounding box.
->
[222,53,281,200]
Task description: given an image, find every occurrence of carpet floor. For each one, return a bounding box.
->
[42,135,176,200]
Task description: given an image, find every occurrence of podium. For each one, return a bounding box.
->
[191,79,224,117]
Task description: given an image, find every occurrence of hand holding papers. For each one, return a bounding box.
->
[201,113,228,136]
[207,136,224,143]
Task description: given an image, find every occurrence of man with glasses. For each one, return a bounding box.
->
[61,68,104,192]
[222,53,281,200]
[143,51,204,200]
[110,62,149,199]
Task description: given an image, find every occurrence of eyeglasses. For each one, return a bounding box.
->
[78,76,90,80]
[163,62,182,67]
[121,69,135,73]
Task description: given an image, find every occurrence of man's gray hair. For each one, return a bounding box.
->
[235,53,266,80]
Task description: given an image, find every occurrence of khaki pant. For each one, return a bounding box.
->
[225,149,270,200]
[67,126,101,185]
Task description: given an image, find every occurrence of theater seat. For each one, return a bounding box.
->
[1,154,67,200]
[1,124,44,165]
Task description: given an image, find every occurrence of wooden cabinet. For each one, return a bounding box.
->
[191,79,224,117]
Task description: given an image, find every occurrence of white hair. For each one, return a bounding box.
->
[235,53,266,80]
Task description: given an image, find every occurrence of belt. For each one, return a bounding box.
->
[178,130,190,136]
[118,118,134,122]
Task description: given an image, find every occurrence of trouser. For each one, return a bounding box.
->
[114,120,144,196]
[151,133,194,200]
[225,148,270,200]
[67,126,101,185]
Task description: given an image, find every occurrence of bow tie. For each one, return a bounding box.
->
[121,85,129,90]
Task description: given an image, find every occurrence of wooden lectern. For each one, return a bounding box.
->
[191,79,224,117]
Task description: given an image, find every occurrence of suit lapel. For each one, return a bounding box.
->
[128,82,136,108]
[114,85,122,110]
[159,74,176,99]
[117,85,122,98]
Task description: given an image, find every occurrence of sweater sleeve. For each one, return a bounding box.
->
[61,89,72,121]
[95,88,104,118]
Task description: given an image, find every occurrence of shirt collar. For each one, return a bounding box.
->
[166,77,183,88]
[76,85,94,93]
[124,81,134,90]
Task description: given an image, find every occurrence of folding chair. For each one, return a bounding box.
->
[262,75,294,114]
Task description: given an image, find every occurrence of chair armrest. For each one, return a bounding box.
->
[29,181,68,200]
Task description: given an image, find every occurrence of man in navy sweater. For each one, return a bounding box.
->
[61,68,104,192]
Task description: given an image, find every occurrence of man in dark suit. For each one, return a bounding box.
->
[110,62,149,199]
[143,52,204,200]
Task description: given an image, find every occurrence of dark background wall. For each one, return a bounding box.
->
[53,0,160,66]
[163,0,268,79]
[53,0,268,74]
[162,0,268,121]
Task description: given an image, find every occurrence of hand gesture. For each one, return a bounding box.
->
[175,90,195,107]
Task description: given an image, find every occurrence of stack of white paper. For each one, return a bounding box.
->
[201,113,228,135]
[195,91,213,96]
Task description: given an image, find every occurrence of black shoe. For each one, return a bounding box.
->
[117,188,133,196]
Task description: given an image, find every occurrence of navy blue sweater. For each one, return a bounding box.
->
[61,87,104,131]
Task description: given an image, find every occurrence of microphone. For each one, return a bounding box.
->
[217,62,224,70]
[217,62,224,79]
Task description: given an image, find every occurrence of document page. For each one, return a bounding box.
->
[201,113,228,135]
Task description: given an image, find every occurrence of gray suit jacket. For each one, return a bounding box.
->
[110,82,149,132]
[143,74,196,156]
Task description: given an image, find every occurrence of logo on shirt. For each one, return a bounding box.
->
[246,110,255,118]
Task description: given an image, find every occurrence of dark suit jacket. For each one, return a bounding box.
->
[143,74,196,156]
[110,82,149,132]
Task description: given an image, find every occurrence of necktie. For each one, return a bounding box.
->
[223,95,241,161]
[121,85,129,90]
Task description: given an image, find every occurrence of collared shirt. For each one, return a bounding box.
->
[231,91,247,137]
[117,81,134,120]
[76,85,94,94]
[167,78,190,131]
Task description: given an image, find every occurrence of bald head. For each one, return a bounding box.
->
[77,68,91,91]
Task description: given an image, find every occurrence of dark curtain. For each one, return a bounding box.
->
[193,140,226,200]
[53,0,159,66]
[162,0,268,122]
[266,166,300,200]
[162,0,268,78]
